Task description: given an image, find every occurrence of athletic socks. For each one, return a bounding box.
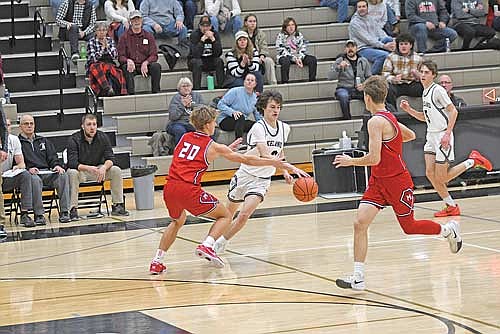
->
[153,249,165,263]
[354,262,365,279]
[440,224,451,237]
[203,236,216,248]
[463,159,474,170]
[443,196,456,207]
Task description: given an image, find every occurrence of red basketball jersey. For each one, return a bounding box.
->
[168,131,213,185]
[371,111,407,178]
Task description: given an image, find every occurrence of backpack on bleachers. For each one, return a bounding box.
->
[148,131,174,156]
[473,37,500,50]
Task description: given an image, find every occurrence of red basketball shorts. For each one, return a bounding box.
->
[163,180,219,219]
[360,171,415,217]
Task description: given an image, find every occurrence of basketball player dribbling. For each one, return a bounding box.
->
[213,90,310,254]
[333,76,462,291]
[400,60,492,217]
[149,106,297,274]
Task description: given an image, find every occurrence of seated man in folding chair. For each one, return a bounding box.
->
[18,115,72,224]
[1,119,38,227]
[66,113,129,217]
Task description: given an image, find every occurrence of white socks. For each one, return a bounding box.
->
[463,159,474,170]
[443,196,456,207]
[215,235,227,246]
[440,224,451,237]
[354,262,365,279]
[203,236,215,248]
[153,249,165,263]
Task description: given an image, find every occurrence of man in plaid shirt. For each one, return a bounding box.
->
[382,33,423,112]
[56,0,96,63]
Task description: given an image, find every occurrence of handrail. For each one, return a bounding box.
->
[8,0,23,49]
[32,9,46,84]
[58,46,71,123]
[85,86,98,115]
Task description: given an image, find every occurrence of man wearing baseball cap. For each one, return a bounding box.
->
[117,10,162,94]
[328,39,371,119]
[188,15,224,90]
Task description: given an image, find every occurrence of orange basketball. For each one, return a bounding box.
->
[293,177,318,202]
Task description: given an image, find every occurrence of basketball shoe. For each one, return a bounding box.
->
[335,274,365,291]
[434,204,461,217]
[469,150,493,171]
[149,261,167,274]
[445,220,462,254]
[195,244,224,268]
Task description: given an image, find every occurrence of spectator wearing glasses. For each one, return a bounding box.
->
[18,115,72,224]
[439,75,467,107]
[1,119,38,227]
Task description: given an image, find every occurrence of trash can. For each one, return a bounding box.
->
[131,165,158,210]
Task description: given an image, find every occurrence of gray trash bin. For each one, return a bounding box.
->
[131,165,158,210]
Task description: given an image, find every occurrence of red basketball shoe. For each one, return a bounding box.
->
[469,150,493,171]
[434,204,461,217]
[149,261,167,274]
[195,244,224,268]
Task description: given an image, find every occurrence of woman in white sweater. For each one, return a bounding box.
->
[104,0,135,41]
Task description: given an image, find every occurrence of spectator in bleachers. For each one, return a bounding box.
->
[178,0,197,31]
[117,10,161,94]
[51,0,98,17]
[104,0,135,42]
[243,14,278,85]
[18,115,72,224]
[188,15,225,90]
[491,0,500,31]
[275,18,318,84]
[439,74,467,107]
[202,0,243,34]
[1,119,37,227]
[405,0,458,53]
[450,0,495,50]
[367,0,399,35]
[317,0,356,23]
[167,78,205,146]
[56,0,97,63]
[224,31,264,93]
[87,22,127,97]
[349,0,395,74]
[217,73,262,141]
[66,114,129,217]
[328,40,372,120]
[386,0,401,34]
[0,104,8,226]
[140,0,188,42]
[382,33,423,112]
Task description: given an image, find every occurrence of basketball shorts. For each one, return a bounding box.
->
[163,180,219,219]
[228,169,271,202]
[360,171,415,217]
[424,131,455,163]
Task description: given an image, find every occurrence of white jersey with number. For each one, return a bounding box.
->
[422,82,453,133]
[240,119,290,178]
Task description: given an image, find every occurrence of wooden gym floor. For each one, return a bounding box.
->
[0,180,499,333]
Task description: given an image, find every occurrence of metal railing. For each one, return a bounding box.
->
[32,9,46,84]
[58,46,71,123]
[85,86,98,115]
[8,0,23,49]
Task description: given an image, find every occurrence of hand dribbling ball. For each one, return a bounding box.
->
[293,177,318,202]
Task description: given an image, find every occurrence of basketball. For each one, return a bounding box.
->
[293,177,318,202]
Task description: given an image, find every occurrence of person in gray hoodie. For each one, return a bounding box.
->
[348,0,395,75]
[406,0,458,53]
[166,77,205,146]
[450,0,495,49]
[328,40,371,119]
[140,0,188,41]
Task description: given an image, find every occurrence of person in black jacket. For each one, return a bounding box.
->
[18,115,72,224]
[66,114,129,217]
[188,15,225,90]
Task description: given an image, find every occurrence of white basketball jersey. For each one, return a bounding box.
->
[422,82,453,133]
[240,119,290,178]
